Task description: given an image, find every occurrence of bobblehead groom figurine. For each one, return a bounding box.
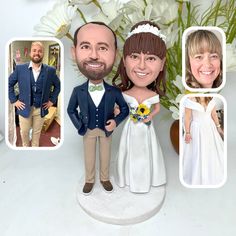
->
[67,22,129,195]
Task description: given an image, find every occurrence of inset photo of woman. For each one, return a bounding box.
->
[179,94,227,188]
[182,26,226,92]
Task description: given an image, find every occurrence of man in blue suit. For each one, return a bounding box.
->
[67,22,129,195]
[9,41,60,147]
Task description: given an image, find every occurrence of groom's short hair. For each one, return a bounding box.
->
[73,21,117,49]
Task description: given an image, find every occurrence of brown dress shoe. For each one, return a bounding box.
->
[100,180,113,193]
[83,182,94,195]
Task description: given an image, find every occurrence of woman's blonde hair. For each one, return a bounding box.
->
[195,96,212,105]
[186,30,222,88]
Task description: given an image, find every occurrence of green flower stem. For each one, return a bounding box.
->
[200,0,223,26]
[177,1,183,29]
[177,1,187,63]
[226,6,236,43]
[186,2,192,27]
[115,30,125,42]
[143,0,147,16]
[77,8,87,23]
[200,2,215,25]
[213,0,221,26]
[92,0,103,12]
[160,97,171,110]
[227,23,236,43]
[66,33,74,42]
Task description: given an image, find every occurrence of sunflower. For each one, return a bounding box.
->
[130,114,138,123]
[136,104,150,116]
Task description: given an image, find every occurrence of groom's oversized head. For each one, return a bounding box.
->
[72,22,118,82]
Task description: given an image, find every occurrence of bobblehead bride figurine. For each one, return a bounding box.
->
[113,21,167,193]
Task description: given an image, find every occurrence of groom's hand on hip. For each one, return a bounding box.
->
[105,119,117,132]
[14,100,25,110]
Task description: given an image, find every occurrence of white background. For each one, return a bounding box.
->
[0,0,236,236]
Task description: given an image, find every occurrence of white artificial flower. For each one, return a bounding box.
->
[168,74,186,120]
[121,0,146,23]
[151,0,178,25]
[127,11,145,26]
[169,94,184,106]
[144,3,153,20]
[109,14,125,32]
[169,105,179,120]
[173,75,185,92]
[162,24,179,48]
[226,40,236,72]
[92,0,124,31]
[176,93,185,103]
[169,92,185,120]
[68,0,92,5]
[124,0,146,12]
[34,2,77,38]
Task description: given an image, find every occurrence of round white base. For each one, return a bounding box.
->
[77,178,166,225]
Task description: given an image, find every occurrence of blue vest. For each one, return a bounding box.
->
[30,70,44,108]
[87,94,105,131]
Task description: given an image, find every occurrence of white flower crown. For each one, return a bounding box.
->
[126,23,166,43]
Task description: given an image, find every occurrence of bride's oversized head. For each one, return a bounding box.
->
[112,21,167,96]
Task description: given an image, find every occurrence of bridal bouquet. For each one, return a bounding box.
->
[34,0,236,119]
[130,104,151,125]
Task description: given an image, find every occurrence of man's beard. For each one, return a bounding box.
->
[78,60,113,81]
[31,56,43,64]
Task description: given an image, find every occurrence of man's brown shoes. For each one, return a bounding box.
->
[82,182,94,195]
[100,180,113,193]
[82,181,113,195]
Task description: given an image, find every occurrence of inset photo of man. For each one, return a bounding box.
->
[7,38,63,149]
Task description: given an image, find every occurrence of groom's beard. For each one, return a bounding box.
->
[77,59,113,81]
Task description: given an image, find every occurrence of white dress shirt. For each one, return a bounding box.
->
[29,61,42,82]
[88,81,105,107]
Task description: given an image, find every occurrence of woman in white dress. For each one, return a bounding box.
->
[112,21,167,193]
[183,96,224,185]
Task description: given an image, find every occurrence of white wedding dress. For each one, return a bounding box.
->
[116,94,166,193]
[183,98,224,185]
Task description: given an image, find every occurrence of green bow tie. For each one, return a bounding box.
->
[89,84,103,92]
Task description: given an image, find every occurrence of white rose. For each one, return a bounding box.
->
[152,0,178,24]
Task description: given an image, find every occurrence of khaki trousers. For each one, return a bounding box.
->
[83,128,112,183]
[19,107,44,147]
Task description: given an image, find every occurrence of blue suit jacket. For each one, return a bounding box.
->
[67,81,129,137]
[9,63,60,118]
